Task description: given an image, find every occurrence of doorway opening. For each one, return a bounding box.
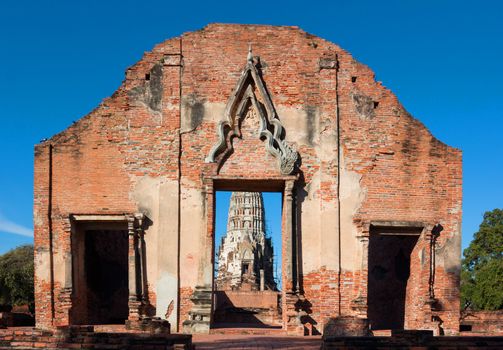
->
[212,190,283,329]
[72,222,129,325]
[367,226,421,330]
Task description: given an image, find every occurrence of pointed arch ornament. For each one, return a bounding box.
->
[205,47,299,175]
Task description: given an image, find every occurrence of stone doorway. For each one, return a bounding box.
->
[212,190,283,328]
[182,177,298,333]
[367,226,421,330]
[71,221,129,325]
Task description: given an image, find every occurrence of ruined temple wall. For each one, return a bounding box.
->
[33,38,183,328]
[175,24,462,333]
[294,47,462,332]
[34,24,462,334]
[335,52,462,333]
[175,25,343,330]
[34,101,137,328]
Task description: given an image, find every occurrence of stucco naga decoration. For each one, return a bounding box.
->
[205,46,299,175]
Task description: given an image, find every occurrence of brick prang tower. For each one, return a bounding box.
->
[216,192,276,291]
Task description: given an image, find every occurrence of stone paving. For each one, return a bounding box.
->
[192,334,322,349]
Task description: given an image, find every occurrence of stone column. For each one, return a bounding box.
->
[283,179,305,335]
[283,180,295,292]
[135,213,147,303]
[426,224,442,310]
[351,223,369,317]
[127,215,141,324]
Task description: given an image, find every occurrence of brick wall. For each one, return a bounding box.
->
[178,287,193,332]
[0,327,192,349]
[461,311,503,335]
[34,24,462,334]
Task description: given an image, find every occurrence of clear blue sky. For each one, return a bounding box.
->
[0,0,502,255]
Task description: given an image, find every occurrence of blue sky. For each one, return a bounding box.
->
[0,0,502,255]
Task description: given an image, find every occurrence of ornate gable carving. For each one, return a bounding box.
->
[205,47,299,175]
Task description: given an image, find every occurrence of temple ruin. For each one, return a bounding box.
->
[33,24,462,336]
[216,192,276,292]
[214,191,280,326]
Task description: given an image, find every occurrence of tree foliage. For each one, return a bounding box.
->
[0,245,34,310]
[461,209,503,310]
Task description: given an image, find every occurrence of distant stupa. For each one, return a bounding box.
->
[216,192,276,291]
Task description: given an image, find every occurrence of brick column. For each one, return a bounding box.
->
[201,179,215,288]
[58,218,73,326]
[33,143,54,329]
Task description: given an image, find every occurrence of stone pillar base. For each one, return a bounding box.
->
[127,299,142,326]
[182,286,212,334]
[284,292,307,336]
[182,318,210,334]
[56,287,72,327]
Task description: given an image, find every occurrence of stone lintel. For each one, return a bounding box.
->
[210,175,298,192]
[70,214,129,222]
[369,220,426,228]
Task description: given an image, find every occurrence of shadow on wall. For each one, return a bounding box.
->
[297,297,321,336]
[213,290,281,328]
[294,174,322,336]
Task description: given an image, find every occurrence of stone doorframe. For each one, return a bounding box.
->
[351,220,437,317]
[183,175,304,334]
[68,213,148,326]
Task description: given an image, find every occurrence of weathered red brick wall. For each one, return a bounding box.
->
[336,49,462,333]
[178,287,193,332]
[33,38,183,328]
[0,327,193,349]
[461,311,503,335]
[34,24,462,334]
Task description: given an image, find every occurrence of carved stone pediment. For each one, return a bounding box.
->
[205,47,299,175]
